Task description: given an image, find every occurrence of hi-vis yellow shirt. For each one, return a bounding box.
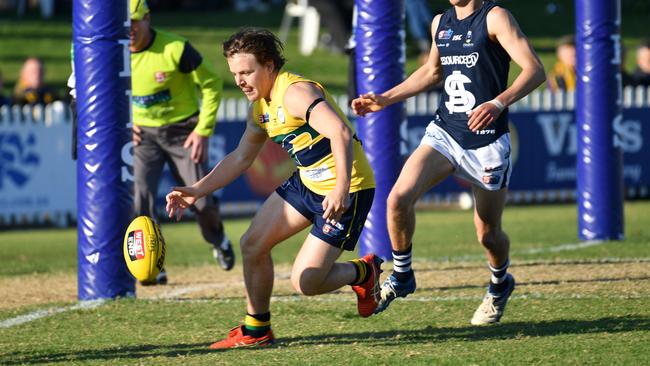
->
[252,71,375,195]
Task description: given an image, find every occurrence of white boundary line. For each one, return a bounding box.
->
[416,240,610,263]
[0,299,104,329]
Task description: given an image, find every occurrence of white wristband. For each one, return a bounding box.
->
[487,98,505,112]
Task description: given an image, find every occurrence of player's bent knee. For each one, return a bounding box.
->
[387,189,413,215]
[239,231,265,260]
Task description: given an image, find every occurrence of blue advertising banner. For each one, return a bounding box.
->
[1,105,648,225]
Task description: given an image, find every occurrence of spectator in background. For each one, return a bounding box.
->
[547,34,576,92]
[129,0,235,284]
[13,57,58,105]
[406,0,435,65]
[632,40,650,87]
[0,70,10,106]
[620,44,634,87]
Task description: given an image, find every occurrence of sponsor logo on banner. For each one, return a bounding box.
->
[127,230,146,261]
[438,29,453,40]
[0,132,40,189]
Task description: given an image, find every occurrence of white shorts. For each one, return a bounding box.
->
[420,122,512,191]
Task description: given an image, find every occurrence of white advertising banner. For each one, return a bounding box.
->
[0,122,76,224]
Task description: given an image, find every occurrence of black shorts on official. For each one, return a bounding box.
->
[276,172,374,251]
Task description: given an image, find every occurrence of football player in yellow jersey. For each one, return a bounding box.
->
[166,28,381,349]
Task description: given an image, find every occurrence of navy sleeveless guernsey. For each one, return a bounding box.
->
[434,1,510,149]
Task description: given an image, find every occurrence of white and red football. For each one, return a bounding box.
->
[123,216,166,282]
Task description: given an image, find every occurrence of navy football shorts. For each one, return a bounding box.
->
[276,172,374,251]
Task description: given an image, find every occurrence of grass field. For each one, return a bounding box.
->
[1,0,649,99]
[1,202,649,364]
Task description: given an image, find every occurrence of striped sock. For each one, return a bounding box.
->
[392,245,413,282]
[243,312,271,338]
[348,258,370,285]
[488,258,510,295]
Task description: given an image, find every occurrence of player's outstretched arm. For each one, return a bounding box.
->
[166,112,267,220]
[351,14,443,117]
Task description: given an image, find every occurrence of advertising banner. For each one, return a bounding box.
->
[1,106,648,225]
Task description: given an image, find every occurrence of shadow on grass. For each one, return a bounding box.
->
[3,316,649,363]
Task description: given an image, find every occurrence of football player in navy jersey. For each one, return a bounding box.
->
[351,0,545,325]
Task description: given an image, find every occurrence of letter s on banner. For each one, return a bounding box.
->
[121,141,133,182]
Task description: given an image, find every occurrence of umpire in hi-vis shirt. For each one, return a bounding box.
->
[129,0,234,284]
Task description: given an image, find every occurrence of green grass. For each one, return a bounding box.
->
[1,202,649,364]
[2,298,649,365]
[2,202,648,276]
[1,2,647,100]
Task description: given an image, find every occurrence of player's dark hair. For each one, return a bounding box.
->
[223,28,286,71]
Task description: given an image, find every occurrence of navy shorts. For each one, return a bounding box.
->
[276,172,374,251]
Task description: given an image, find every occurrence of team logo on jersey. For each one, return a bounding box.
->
[463,30,474,48]
[444,70,476,114]
[484,165,503,173]
[482,175,500,185]
[438,29,453,40]
[258,112,270,124]
[154,71,167,83]
[322,221,344,236]
[277,106,286,123]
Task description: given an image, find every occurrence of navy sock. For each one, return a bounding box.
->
[392,245,414,282]
[488,258,510,295]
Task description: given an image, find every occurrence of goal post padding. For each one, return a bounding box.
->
[575,0,624,241]
[355,0,405,259]
[74,0,135,300]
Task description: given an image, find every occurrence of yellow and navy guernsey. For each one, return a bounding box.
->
[252,71,375,196]
[131,29,222,136]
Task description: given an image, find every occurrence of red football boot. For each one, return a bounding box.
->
[351,253,383,317]
[209,325,275,350]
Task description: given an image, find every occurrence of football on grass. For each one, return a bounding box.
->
[123,216,166,282]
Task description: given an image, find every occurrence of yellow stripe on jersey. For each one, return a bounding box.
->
[252,71,375,195]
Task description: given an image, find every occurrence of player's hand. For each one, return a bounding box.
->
[183,131,209,164]
[165,186,199,221]
[322,187,350,225]
[466,101,503,133]
[351,93,389,117]
[132,124,142,146]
